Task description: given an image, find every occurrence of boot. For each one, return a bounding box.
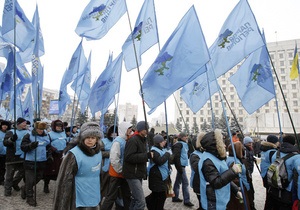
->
[13,184,20,191]
[4,190,11,196]
[21,186,26,199]
[44,182,49,193]
[27,197,37,207]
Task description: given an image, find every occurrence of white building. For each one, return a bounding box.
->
[118,103,138,122]
[174,39,300,137]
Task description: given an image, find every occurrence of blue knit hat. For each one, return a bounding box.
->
[243,136,253,145]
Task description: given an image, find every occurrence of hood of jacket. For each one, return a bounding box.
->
[200,129,226,160]
[118,121,132,139]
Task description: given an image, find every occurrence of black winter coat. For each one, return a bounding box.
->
[148,146,170,192]
[202,158,239,203]
[123,133,149,179]
[190,152,200,193]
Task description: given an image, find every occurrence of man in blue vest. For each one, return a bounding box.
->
[172,132,194,207]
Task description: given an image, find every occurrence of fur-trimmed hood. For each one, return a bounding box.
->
[200,129,226,160]
[193,132,205,151]
[260,140,278,152]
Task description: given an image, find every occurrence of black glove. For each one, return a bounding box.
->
[12,134,18,142]
[30,141,39,150]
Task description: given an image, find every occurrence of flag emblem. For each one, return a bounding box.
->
[217,29,233,48]
[89,5,106,21]
[154,52,173,76]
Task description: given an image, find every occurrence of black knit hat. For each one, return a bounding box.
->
[136,121,149,132]
[16,117,26,125]
[267,135,279,144]
[283,135,295,145]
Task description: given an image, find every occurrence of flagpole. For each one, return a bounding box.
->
[205,71,215,130]
[266,49,299,146]
[124,1,148,129]
[173,94,188,133]
[13,0,17,129]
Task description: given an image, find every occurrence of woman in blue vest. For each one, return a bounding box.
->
[0,120,11,185]
[146,134,172,210]
[20,121,50,206]
[190,132,205,210]
[198,129,242,210]
[53,122,103,210]
[43,119,67,193]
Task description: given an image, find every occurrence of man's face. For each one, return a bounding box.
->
[18,121,27,129]
[181,135,188,142]
[139,129,148,137]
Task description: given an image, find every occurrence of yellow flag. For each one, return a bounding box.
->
[290,44,299,80]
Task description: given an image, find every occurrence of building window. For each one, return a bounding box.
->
[215,110,219,115]
[200,110,204,115]
[230,102,234,107]
[230,87,234,92]
[208,117,211,122]
[215,95,219,100]
[280,61,284,66]
[200,117,204,122]
[222,80,226,85]
[270,54,275,60]
[239,110,243,115]
[239,102,242,107]
[294,109,298,113]
[288,52,293,58]
[179,103,183,108]
[239,117,243,122]
[186,117,189,122]
[193,117,196,122]
[293,93,297,98]
[230,95,234,100]
[279,53,284,59]
[280,68,285,74]
[293,101,298,106]
[265,109,269,113]
[186,110,189,115]
[282,84,286,90]
[292,84,297,89]
[215,103,219,107]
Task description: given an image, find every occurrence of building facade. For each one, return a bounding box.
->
[174,39,300,138]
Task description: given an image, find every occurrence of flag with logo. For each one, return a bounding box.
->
[122,0,158,71]
[75,0,126,40]
[141,6,209,110]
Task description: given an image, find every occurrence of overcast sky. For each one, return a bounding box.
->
[0,0,299,122]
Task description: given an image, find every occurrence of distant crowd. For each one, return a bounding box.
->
[0,118,300,210]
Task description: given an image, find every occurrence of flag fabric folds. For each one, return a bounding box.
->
[75,0,126,40]
[208,0,264,79]
[141,6,209,110]
[71,52,92,113]
[229,33,275,114]
[290,43,299,80]
[31,57,44,111]
[19,4,45,63]
[122,0,158,71]
[2,0,36,51]
[22,87,33,124]
[180,64,219,113]
[88,52,123,115]
[58,84,71,116]
[0,50,14,100]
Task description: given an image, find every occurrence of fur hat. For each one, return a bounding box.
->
[267,135,279,144]
[201,129,226,160]
[283,135,295,145]
[51,120,64,132]
[153,134,165,144]
[243,136,253,145]
[1,120,11,130]
[16,117,26,125]
[136,121,149,132]
[80,122,102,140]
[34,121,47,130]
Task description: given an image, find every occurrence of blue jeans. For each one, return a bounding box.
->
[126,179,145,210]
[173,167,190,203]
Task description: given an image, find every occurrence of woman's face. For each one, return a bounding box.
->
[84,136,97,148]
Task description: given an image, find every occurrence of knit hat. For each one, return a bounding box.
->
[153,134,165,144]
[283,135,295,145]
[136,121,149,132]
[80,122,102,140]
[34,121,47,130]
[267,135,279,144]
[178,132,187,138]
[16,117,26,125]
[243,136,253,145]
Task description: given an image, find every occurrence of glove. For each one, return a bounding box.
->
[30,141,39,150]
[232,163,242,174]
[236,191,243,203]
[12,134,18,142]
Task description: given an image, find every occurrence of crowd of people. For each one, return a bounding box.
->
[0,117,300,210]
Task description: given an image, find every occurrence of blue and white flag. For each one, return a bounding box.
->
[71,52,92,113]
[88,53,123,115]
[180,64,219,113]
[208,0,264,79]
[2,0,36,51]
[122,0,158,71]
[141,6,209,110]
[75,0,126,40]
[31,57,43,110]
[22,87,33,124]
[229,32,275,114]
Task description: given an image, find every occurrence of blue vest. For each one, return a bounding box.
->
[112,137,126,165]
[48,131,67,151]
[199,152,230,210]
[102,137,113,172]
[70,146,102,208]
[190,150,202,188]
[11,129,29,158]
[25,133,50,162]
[148,146,170,181]
[0,131,6,155]
[260,149,276,178]
[226,156,250,191]
[178,141,189,166]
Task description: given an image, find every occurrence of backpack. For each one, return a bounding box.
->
[267,150,296,189]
